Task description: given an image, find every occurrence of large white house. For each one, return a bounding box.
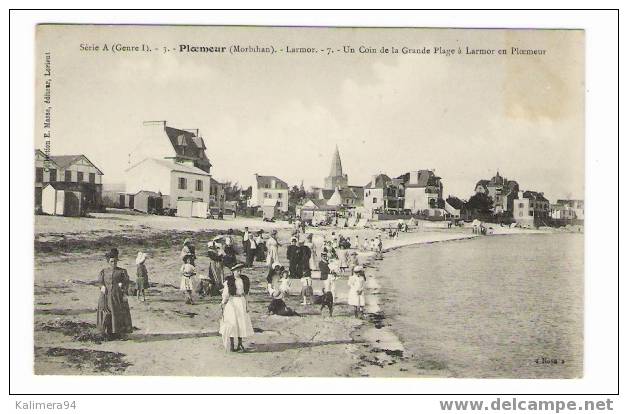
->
[125,158,211,209]
[399,170,443,213]
[248,174,289,213]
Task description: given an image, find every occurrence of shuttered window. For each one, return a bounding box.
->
[65,170,72,182]
[35,167,43,182]
[49,169,57,182]
[196,180,203,191]
[77,172,84,182]
[178,177,187,190]
[89,173,95,184]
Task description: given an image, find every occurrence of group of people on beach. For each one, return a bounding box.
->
[95,228,371,352]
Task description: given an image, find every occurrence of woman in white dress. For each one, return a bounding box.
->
[219,263,254,352]
[347,265,367,318]
[265,230,280,269]
[305,233,318,271]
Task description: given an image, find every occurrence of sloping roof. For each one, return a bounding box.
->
[164,126,212,172]
[320,189,334,200]
[127,158,210,176]
[328,145,344,177]
[348,186,364,200]
[255,175,289,190]
[522,191,548,202]
[301,198,338,210]
[399,170,439,188]
[46,154,104,175]
[135,190,162,197]
[364,174,392,189]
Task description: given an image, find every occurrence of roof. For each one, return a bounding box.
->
[164,126,212,172]
[35,150,104,175]
[348,186,364,200]
[42,182,83,192]
[255,175,289,190]
[135,190,162,197]
[399,170,440,188]
[521,191,549,202]
[364,174,392,189]
[301,198,338,210]
[328,145,344,177]
[127,158,210,176]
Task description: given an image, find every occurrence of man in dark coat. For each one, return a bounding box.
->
[298,239,311,277]
[286,237,301,278]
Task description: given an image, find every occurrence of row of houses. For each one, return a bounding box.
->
[473,171,583,226]
[36,122,228,218]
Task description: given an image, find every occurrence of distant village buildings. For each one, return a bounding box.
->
[35,149,104,216]
[474,171,520,214]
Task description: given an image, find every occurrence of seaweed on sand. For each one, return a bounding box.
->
[36,320,108,344]
[36,347,132,373]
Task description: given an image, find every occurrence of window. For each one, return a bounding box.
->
[373,197,377,203]
[35,167,43,182]
[77,172,84,182]
[277,201,282,207]
[65,170,72,182]
[519,202,524,208]
[49,169,57,182]
[89,173,95,184]
[278,193,283,199]
[196,180,203,191]
[529,210,534,216]
[178,177,187,190]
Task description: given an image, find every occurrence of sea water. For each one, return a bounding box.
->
[374,233,584,378]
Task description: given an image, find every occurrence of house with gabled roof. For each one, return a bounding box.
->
[364,173,405,215]
[130,121,212,174]
[248,174,289,213]
[474,171,520,214]
[34,149,104,212]
[398,169,444,213]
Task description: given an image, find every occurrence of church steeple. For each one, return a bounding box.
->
[329,145,343,177]
[324,145,348,190]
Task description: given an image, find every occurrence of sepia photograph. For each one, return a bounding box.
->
[30,23,586,379]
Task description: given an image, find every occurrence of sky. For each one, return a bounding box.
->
[35,26,584,201]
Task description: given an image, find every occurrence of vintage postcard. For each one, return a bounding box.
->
[33,24,584,378]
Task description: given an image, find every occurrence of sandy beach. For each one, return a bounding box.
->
[34,212,562,377]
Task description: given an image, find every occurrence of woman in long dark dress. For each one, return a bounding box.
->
[96,248,133,339]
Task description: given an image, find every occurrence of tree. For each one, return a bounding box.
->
[466,192,494,215]
[289,185,307,207]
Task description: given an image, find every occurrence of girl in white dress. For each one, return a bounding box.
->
[347,265,367,318]
[219,263,254,352]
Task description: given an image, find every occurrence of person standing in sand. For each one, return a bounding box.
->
[347,265,367,318]
[97,248,133,339]
[265,229,280,269]
[298,239,313,305]
[305,233,318,271]
[220,263,254,352]
[180,255,197,304]
[135,251,149,302]
[286,237,300,278]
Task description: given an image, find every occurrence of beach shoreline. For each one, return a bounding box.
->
[34,212,563,377]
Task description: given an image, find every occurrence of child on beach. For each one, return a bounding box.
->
[180,256,196,305]
[320,270,337,317]
[279,269,291,296]
[347,265,367,318]
[300,272,313,306]
[135,252,149,302]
